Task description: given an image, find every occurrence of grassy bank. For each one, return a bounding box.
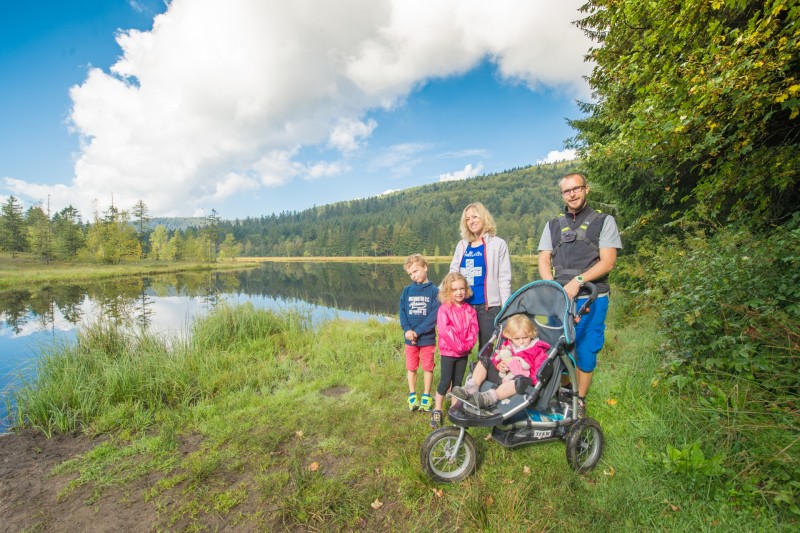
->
[7,296,792,531]
[0,255,259,290]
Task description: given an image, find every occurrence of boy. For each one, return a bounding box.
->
[399,254,440,412]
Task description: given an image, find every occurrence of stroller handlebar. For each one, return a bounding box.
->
[575,281,598,318]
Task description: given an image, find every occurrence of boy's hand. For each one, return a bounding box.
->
[404,330,418,343]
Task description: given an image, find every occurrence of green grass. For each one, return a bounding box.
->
[8,296,796,531]
[0,254,258,290]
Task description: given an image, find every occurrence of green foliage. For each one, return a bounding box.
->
[622,218,800,394]
[51,206,85,259]
[25,205,52,262]
[222,162,576,257]
[572,0,800,229]
[0,195,27,256]
[83,208,142,264]
[618,217,800,516]
[653,441,724,483]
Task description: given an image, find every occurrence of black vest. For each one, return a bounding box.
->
[548,205,610,294]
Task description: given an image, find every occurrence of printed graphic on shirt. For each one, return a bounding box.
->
[460,258,483,285]
[408,296,432,316]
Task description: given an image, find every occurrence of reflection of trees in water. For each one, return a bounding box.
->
[0,289,32,334]
[0,262,538,332]
[137,289,154,330]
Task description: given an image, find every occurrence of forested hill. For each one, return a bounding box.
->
[218,161,588,258]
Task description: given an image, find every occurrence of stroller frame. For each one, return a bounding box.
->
[420,280,605,483]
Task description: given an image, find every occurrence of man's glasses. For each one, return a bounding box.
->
[561,185,586,196]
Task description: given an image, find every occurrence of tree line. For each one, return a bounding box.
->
[0,162,584,263]
[0,197,243,264]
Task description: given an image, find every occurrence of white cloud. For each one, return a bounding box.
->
[9,0,591,216]
[439,162,484,182]
[536,149,578,165]
[329,118,378,153]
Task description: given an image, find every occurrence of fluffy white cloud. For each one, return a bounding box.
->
[439,163,484,182]
[537,149,578,165]
[10,0,591,216]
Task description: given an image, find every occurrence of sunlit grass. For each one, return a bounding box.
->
[7,296,794,531]
[0,254,258,290]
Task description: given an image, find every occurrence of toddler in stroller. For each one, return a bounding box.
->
[420,280,605,482]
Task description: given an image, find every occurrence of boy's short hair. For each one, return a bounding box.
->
[404,253,428,271]
[503,314,536,337]
[439,272,473,303]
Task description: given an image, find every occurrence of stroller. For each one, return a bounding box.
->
[420,280,604,482]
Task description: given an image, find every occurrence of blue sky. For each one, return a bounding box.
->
[0,1,591,220]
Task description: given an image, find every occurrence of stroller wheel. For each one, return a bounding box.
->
[420,427,477,483]
[565,417,604,473]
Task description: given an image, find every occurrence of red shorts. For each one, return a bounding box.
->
[405,344,435,372]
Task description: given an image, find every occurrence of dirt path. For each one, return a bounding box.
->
[0,430,157,533]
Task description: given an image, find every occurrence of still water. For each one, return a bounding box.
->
[0,260,539,432]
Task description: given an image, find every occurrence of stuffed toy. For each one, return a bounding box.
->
[496,347,531,382]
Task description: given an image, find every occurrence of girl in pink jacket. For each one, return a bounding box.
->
[430,272,479,429]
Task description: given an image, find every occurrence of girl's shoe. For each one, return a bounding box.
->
[420,393,432,412]
[450,386,470,402]
[430,410,442,429]
[408,392,420,412]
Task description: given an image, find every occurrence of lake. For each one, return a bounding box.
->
[0,259,540,432]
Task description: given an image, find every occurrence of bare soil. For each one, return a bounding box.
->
[0,429,160,533]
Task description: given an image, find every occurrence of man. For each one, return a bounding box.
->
[537,173,622,417]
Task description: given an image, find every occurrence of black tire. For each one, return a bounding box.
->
[565,417,604,473]
[420,426,477,483]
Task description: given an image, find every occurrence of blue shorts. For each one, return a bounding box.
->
[574,294,608,372]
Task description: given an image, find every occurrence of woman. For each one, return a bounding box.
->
[449,202,512,350]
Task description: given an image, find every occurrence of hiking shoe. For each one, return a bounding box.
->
[408,393,420,412]
[430,410,442,429]
[450,386,471,402]
[420,393,432,412]
[576,397,586,418]
[477,391,495,409]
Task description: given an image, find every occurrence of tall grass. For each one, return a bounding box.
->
[8,297,795,531]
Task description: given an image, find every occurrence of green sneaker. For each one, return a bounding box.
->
[408,392,420,412]
[420,393,432,412]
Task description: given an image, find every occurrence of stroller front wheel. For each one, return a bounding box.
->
[420,426,477,483]
[565,417,604,473]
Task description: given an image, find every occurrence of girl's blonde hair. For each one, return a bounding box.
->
[439,272,472,304]
[502,314,536,338]
[459,202,498,241]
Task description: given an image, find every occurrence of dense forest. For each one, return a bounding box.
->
[220,162,587,258]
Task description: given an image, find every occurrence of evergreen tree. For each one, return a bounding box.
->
[52,206,85,259]
[25,205,52,263]
[0,196,27,257]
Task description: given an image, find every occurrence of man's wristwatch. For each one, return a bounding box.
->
[575,275,585,287]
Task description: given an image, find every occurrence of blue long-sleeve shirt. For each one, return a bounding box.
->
[399,281,440,346]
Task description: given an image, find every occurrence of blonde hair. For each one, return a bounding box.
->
[439,272,472,304]
[459,202,497,241]
[502,314,536,339]
[559,172,588,188]
[403,253,428,271]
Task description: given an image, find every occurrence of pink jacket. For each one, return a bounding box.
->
[437,303,479,358]
[491,339,551,384]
